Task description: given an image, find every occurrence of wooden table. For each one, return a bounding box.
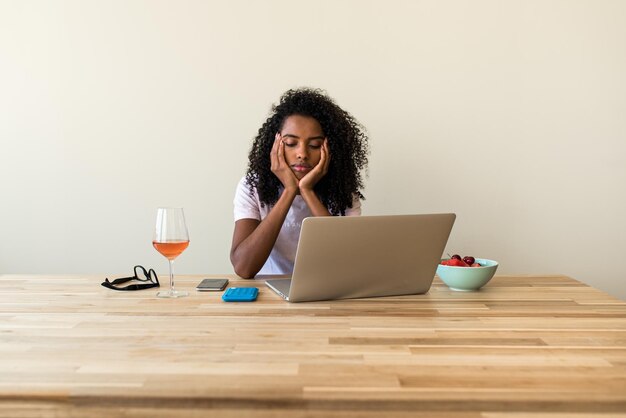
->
[1,274,626,417]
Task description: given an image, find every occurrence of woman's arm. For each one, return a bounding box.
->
[299,139,331,216]
[299,189,331,216]
[230,187,298,279]
[230,137,300,279]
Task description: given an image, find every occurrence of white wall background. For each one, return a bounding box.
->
[1,0,625,299]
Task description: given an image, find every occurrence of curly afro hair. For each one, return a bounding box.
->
[245,88,369,216]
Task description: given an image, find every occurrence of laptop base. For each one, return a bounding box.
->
[265,279,292,301]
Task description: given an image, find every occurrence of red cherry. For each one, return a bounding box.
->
[451,254,462,261]
[463,256,475,265]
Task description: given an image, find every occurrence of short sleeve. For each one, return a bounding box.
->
[344,195,362,216]
[233,177,262,221]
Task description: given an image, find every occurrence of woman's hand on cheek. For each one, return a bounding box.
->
[299,139,331,192]
[270,133,299,193]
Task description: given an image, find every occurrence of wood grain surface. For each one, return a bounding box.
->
[1,273,625,417]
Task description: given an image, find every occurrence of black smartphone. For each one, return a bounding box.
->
[196,278,229,291]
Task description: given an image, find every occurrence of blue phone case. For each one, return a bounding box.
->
[222,287,258,302]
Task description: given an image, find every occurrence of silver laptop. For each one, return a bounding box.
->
[265,213,456,302]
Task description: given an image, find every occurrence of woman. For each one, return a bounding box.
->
[231,88,369,278]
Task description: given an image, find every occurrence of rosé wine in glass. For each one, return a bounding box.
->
[153,208,189,298]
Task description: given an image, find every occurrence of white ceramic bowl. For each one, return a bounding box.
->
[436,258,499,291]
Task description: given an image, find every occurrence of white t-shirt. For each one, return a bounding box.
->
[233,177,361,276]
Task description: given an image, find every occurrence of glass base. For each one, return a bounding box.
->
[157,289,189,298]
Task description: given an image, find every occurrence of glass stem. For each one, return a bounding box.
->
[168,259,175,293]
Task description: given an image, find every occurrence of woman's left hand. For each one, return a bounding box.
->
[299,139,331,191]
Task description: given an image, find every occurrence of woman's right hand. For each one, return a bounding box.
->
[270,134,299,193]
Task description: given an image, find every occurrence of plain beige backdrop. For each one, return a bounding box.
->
[1,0,625,300]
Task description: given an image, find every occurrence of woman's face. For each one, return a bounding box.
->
[278,115,325,180]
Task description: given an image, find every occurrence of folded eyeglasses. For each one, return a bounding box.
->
[101,265,160,291]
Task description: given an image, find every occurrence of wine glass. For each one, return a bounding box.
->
[153,207,190,298]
